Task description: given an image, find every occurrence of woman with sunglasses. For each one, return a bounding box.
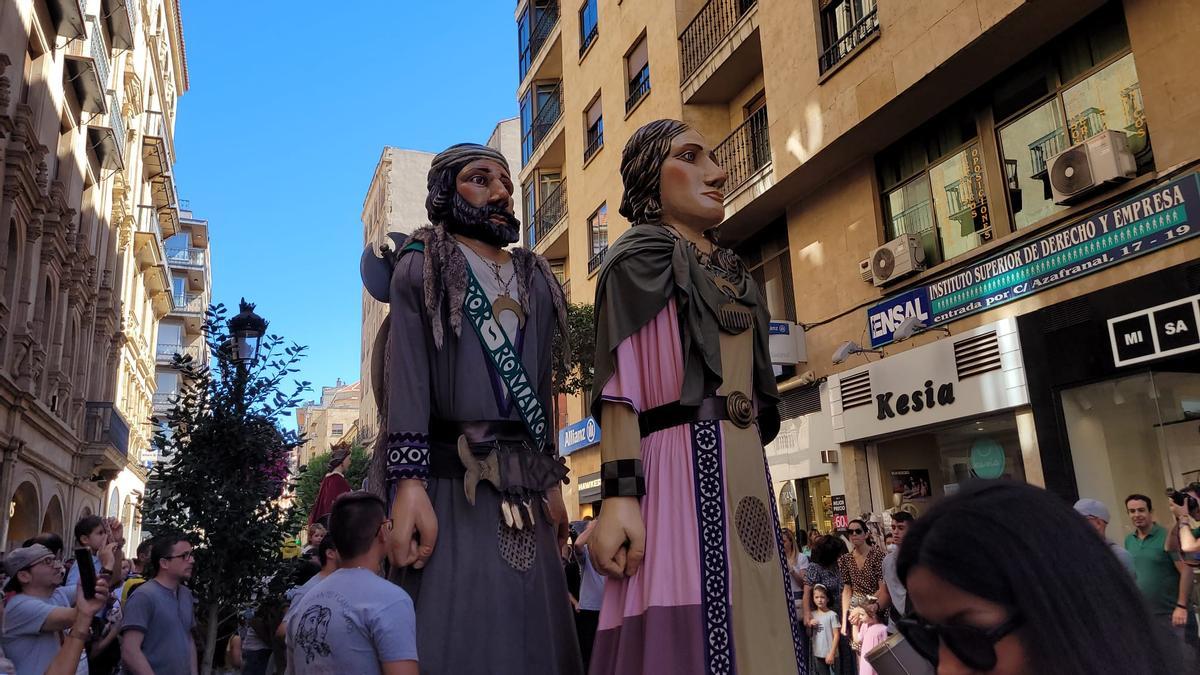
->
[838,519,887,650]
[896,481,1185,674]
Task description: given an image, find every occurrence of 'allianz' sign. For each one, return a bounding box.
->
[558,417,600,456]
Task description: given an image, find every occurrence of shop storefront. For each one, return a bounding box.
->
[829,319,1035,518]
[766,382,847,537]
[576,471,602,519]
[1019,260,1200,539]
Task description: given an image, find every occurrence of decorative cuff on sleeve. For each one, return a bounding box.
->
[385,431,430,482]
[600,459,645,498]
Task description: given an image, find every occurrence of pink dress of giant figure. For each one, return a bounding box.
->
[587,120,804,674]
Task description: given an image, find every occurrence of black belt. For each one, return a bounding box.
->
[637,392,755,438]
[428,419,539,479]
[429,418,532,446]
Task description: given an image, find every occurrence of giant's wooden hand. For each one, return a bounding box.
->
[589,496,645,578]
[389,479,438,569]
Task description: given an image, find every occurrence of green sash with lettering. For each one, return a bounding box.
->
[403,240,549,446]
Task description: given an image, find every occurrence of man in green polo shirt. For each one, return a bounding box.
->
[1125,493,1193,640]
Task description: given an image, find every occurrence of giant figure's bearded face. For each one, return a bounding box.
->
[446,158,521,248]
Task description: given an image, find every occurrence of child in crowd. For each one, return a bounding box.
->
[810,584,840,675]
[855,601,889,675]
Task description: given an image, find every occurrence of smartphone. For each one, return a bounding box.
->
[74,548,97,599]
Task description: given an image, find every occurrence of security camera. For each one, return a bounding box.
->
[894,315,950,341]
[833,340,882,365]
[832,341,857,365]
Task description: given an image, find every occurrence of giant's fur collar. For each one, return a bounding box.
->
[405,225,569,350]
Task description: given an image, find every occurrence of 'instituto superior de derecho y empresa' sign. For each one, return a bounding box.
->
[868,172,1200,347]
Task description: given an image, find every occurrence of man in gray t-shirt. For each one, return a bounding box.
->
[286,491,417,674]
[120,536,197,674]
[0,544,88,675]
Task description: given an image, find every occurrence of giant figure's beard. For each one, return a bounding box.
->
[444,193,521,247]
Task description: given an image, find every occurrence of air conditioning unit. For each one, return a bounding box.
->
[820,449,839,464]
[858,258,873,283]
[869,234,926,287]
[1049,129,1137,205]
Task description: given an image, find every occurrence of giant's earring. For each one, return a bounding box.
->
[643,196,663,224]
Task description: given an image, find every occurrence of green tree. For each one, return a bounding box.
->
[553,302,595,396]
[143,303,309,675]
[288,444,370,532]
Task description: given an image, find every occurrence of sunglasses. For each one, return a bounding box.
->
[848,528,865,535]
[897,613,1022,671]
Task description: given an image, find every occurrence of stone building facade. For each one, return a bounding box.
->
[0,0,189,547]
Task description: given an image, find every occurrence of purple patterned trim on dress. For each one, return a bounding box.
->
[764,459,807,672]
[690,420,735,674]
[386,431,431,481]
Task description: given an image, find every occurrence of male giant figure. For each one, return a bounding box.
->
[363,143,581,674]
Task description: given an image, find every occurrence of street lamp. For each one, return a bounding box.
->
[228,298,268,367]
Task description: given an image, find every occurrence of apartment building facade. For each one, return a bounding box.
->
[296,379,361,470]
[148,205,208,468]
[0,0,189,547]
[519,0,1200,535]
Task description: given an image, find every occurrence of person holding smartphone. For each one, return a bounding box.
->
[0,544,111,675]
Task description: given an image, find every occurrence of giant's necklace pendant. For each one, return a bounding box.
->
[492,293,526,329]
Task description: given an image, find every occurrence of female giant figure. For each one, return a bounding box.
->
[588,120,805,675]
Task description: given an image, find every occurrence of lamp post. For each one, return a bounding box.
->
[228,299,268,368]
[228,299,267,414]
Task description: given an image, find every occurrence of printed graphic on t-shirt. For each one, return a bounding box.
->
[296,604,333,663]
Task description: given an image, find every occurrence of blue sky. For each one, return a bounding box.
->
[173,1,519,420]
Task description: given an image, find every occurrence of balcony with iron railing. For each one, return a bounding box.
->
[101,0,137,50]
[584,123,604,163]
[88,15,111,89]
[156,342,204,364]
[84,89,125,170]
[626,66,651,113]
[529,180,568,253]
[152,392,174,410]
[819,3,880,75]
[713,105,770,194]
[588,244,608,275]
[63,16,107,115]
[522,84,564,165]
[519,0,561,83]
[142,110,174,175]
[172,293,206,316]
[109,90,125,158]
[84,401,130,459]
[680,0,758,84]
[165,245,206,269]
